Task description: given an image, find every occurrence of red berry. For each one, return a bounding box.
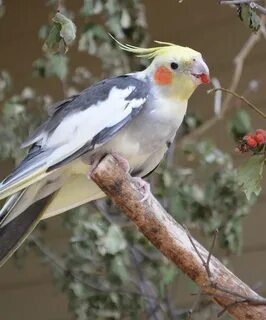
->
[243,134,251,140]
[244,136,257,148]
[254,133,265,144]
[243,134,252,142]
[255,129,266,139]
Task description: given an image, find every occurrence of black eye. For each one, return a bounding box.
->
[170,62,178,70]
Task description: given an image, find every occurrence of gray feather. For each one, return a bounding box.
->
[21,95,78,148]
[0,146,52,190]
[0,191,25,225]
[21,75,149,149]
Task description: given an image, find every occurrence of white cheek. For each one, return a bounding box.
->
[193,78,201,86]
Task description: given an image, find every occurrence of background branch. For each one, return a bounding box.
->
[208,87,266,119]
[180,22,264,148]
[91,155,266,320]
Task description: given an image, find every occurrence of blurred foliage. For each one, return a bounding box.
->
[0,70,11,100]
[0,0,4,18]
[238,3,261,32]
[0,1,262,319]
[157,140,250,254]
[33,54,69,80]
[0,87,49,162]
[229,109,252,141]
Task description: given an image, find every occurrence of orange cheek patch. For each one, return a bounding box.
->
[154,66,173,85]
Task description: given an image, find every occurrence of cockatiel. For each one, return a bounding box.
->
[0,39,209,267]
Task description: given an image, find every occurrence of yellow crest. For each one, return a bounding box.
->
[109,34,199,60]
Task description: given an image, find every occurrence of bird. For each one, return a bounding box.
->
[0,38,209,267]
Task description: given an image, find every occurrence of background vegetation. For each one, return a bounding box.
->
[0,1,265,319]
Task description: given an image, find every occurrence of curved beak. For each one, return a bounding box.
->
[191,58,210,84]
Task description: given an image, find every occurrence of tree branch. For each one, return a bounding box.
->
[208,87,266,119]
[220,0,259,5]
[90,154,266,320]
[220,0,266,15]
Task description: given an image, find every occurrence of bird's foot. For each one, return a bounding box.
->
[132,177,151,203]
[87,159,101,177]
[111,152,130,173]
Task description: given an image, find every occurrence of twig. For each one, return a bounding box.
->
[186,229,218,319]
[184,225,212,279]
[130,246,163,320]
[134,244,161,261]
[213,284,266,305]
[57,0,62,12]
[218,301,244,318]
[94,199,116,224]
[187,289,202,319]
[184,229,266,318]
[260,21,266,39]
[94,199,133,228]
[220,0,266,15]
[208,87,266,119]
[220,0,260,4]
[164,294,176,320]
[91,154,266,319]
[206,229,218,279]
[250,1,266,15]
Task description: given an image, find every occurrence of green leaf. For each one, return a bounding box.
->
[42,22,62,54]
[43,12,76,54]
[237,155,265,200]
[238,4,261,32]
[98,225,127,255]
[53,12,76,46]
[229,110,252,140]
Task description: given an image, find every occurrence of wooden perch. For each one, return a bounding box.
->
[91,154,266,320]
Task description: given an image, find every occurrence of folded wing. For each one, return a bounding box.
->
[0,74,149,200]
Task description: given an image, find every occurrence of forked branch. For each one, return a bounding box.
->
[91,154,266,320]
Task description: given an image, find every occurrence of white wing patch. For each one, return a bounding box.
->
[46,86,145,166]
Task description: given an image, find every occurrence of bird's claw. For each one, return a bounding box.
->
[87,158,101,177]
[111,152,130,173]
[87,152,130,178]
[132,177,151,203]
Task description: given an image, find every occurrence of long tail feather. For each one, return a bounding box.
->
[0,193,53,267]
[0,167,48,201]
[0,191,26,226]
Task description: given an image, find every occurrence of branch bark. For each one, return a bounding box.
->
[91,154,266,320]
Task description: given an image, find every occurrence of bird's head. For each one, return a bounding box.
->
[114,38,209,101]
